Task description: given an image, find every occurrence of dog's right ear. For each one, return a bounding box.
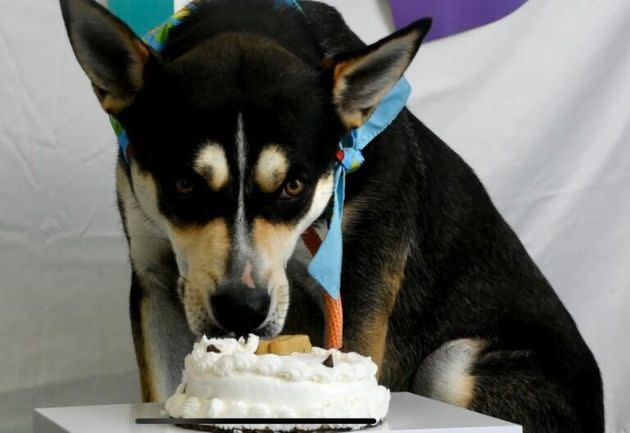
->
[59,0,152,114]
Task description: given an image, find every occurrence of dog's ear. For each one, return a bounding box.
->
[59,0,153,114]
[329,18,431,129]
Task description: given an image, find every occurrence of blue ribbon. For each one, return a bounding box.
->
[308,78,412,299]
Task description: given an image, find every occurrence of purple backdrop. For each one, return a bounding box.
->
[389,0,528,42]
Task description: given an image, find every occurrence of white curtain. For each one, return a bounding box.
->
[0,1,627,432]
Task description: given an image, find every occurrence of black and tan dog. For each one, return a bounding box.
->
[59,0,603,431]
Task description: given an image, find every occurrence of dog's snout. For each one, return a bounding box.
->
[211,283,270,336]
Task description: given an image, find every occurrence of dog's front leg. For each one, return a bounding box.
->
[129,271,195,402]
[118,162,196,402]
[341,247,409,376]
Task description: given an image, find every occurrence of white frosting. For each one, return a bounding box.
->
[165,335,390,430]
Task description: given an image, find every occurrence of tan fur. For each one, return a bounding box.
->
[331,76,367,129]
[75,25,149,114]
[339,109,367,130]
[193,142,230,191]
[252,219,294,280]
[332,59,374,128]
[452,375,476,407]
[250,174,334,335]
[169,220,230,334]
[332,31,419,129]
[136,296,160,402]
[382,250,408,312]
[129,165,230,335]
[250,219,297,334]
[130,38,150,85]
[254,145,289,193]
[345,249,408,376]
[355,311,390,375]
[99,93,135,114]
[333,56,360,83]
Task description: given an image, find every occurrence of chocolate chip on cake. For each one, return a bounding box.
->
[323,354,334,368]
[207,344,221,353]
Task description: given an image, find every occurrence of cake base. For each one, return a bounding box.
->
[175,420,383,433]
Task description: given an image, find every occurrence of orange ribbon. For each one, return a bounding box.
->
[301,227,343,349]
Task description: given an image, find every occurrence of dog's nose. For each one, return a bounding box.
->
[211,283,270,336]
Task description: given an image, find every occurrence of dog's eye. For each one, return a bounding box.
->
[282,178,306,198]
[175,177,195,195]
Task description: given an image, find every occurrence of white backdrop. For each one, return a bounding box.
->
[0,0,628,432]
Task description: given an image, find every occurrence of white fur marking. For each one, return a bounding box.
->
[121,163,172,286]
[290,172,335,261]
[116,162,174,399]
[235,113,252,264]
[415,339,483,407]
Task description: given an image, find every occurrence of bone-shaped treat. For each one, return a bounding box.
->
[256,335,312,355]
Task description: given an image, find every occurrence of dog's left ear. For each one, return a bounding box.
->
[329,18,432,129]
[59,0,153,114]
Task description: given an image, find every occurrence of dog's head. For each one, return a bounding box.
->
[60,0,430,337]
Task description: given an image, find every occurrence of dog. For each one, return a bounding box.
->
[59,0,604,431]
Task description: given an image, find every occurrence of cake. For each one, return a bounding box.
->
[165,334,390,431]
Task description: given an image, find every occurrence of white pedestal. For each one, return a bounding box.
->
[34,392,521,433]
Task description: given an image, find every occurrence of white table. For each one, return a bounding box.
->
[34,392,521,433]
